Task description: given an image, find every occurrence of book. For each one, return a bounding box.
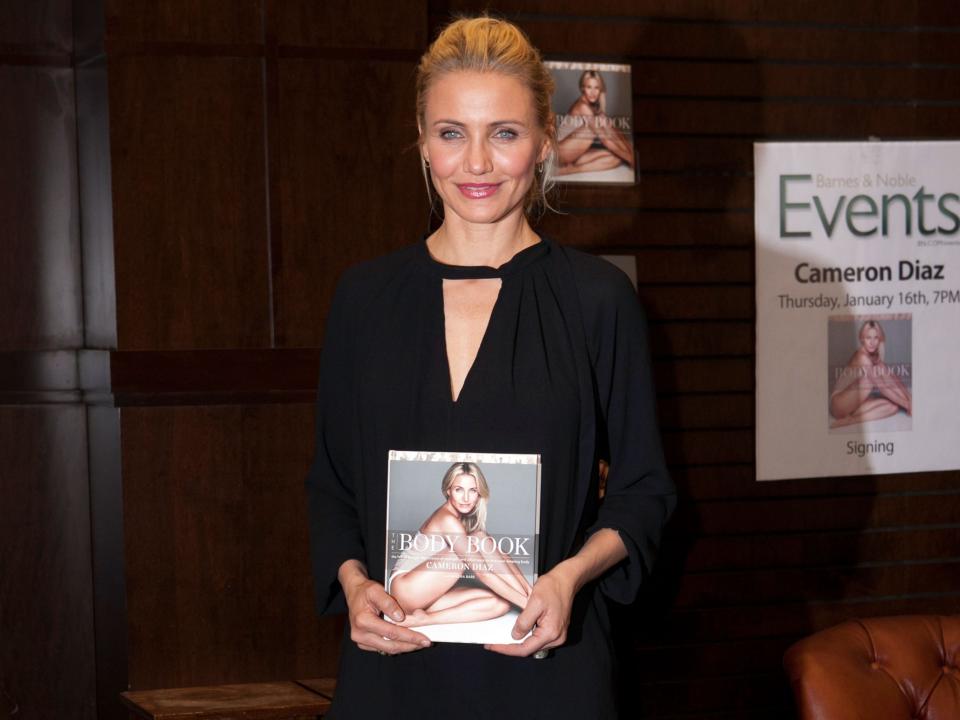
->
[384,450,541,644]
[827,314,913,434]
[544,60,636,185]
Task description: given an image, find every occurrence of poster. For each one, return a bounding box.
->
[755,141,960,480]
[545,61,636,185]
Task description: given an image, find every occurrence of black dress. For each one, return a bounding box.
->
[306,236,675,719]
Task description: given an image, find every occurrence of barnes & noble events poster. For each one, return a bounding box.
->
[755,141,960,481]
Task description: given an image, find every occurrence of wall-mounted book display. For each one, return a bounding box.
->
[545,61,636,185]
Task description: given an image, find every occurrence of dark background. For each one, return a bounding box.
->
[2,1,959,718]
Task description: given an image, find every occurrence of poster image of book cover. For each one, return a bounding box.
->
[544,60,636,185]
[384,450,541,645]
[827,314,913,434]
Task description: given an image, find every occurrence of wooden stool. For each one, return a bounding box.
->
[121,679,335,719]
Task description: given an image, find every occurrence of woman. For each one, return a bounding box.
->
[830,319,912,428]
[389,462,532,628]
[306,16,674,719]
[556,70,635,176]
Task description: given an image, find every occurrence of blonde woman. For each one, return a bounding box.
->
[306,15,674,719]
[830,320,912,428]
[556,70,635,175]
[389,462,532,627]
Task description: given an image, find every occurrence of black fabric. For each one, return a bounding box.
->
[305,236,675,719]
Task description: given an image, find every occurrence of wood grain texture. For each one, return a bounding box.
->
[445,0,946,27]
[0,66,82,351]
[273,58,425,346]
[121,681,331,719]
[274,0,427,50]
[0,406,96,720]
[0,0,72,54]
[104,0,263,45]
[122,404,341,689]
[109,56,270,350]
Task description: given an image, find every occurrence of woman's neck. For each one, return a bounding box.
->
[427,211,539,268]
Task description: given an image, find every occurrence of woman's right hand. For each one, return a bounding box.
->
[338,559,432,655]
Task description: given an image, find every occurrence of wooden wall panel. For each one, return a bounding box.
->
[104,0,263,45]
[274,0,427,50]
[0,0,72,53]
[0,406,95,720]
[122,403,341,688]
[0,66,82,351]
[273,58,425,346]
[109,56,270,350]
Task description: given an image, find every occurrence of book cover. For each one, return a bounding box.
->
[384,450,541,644]
[544,60,636,185]
[827,314,913,434]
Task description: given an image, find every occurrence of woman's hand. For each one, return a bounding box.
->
[485,529,628,658]
[484,565,577,657]
[339,559,432,655]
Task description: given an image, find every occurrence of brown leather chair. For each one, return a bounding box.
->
[784,615,960,719]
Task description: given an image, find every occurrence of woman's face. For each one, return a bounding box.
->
[581,76,602,103]
[447,473,480,515]
[421,70,547,227]
[861,327,881,353]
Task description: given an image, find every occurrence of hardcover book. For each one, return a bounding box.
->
[544,60,636,185]
[384,450,541,644]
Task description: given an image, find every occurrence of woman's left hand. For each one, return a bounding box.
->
[485,566,577,657]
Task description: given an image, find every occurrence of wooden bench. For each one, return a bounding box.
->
[121,678,336,719]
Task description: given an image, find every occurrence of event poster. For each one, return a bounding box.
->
[755,141,960,481]
[544,60,636,185]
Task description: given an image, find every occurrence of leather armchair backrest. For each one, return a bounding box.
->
[784,615,960,720]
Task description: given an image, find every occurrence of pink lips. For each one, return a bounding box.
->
[457,183,500,199]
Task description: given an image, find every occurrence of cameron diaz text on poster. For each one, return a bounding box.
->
[755,141,960,481]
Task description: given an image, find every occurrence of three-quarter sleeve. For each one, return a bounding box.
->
[305,269,366,615]
[583,266,677,604]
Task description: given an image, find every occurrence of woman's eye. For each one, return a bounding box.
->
[439,129,462,140]
[494,128,518,140]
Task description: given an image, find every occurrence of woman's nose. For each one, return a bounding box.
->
[464,138,493,175]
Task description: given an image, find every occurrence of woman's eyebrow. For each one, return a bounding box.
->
[431,118,529,127]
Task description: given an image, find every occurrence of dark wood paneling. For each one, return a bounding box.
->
[546,211,753,250]
[648,321,753,357]
[122,403,340,688]
[104,0,263,45]
[0,406,95,719]
[639,286,754,320]
[658,393,753,429]
[519,18,955,65]
[682,526,960,572]
[447,1,938,27]
[0,0,72,54]
[634,61,960,102]
[274,0,428,50]
[0,66,82,351]
[273,58,425,346]
[109,56,270,350]
[110,349,319,405]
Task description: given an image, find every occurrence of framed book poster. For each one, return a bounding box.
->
[384,450,541,644]
[545,60,636,185]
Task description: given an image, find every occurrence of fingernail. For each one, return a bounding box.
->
[393,611,403,621]
[419,639,431,648]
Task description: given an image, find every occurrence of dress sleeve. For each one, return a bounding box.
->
[305,269,367,615]
[584,268,677,604]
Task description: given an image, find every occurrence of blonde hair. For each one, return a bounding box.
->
[440,462,489,534]
[415,15,556,215]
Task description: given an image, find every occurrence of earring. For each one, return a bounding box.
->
[536,161,544,174]
[423,157,430,168]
